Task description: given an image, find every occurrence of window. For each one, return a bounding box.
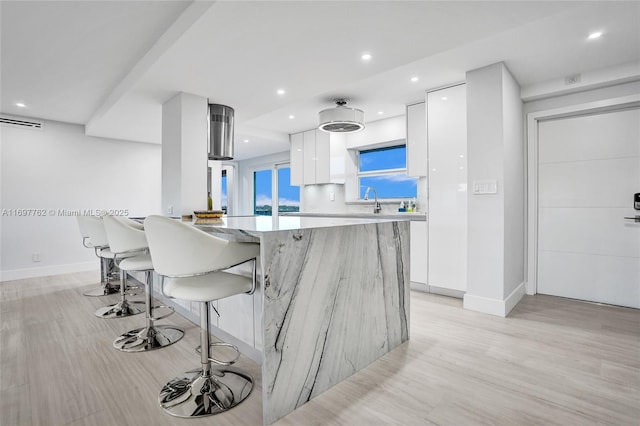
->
[221,170,227,214]
[277,166,300,213]
[358,145,417,199]
[253,169,272,216]
[253,164,300,216]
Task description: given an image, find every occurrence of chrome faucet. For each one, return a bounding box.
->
[364,186,382,214]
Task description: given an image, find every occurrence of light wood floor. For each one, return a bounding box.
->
[1,271,639,425]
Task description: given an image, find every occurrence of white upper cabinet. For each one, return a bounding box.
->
[406,102,428,177]
[290,132,303,185]
[303,130,317,184]
[315,130,331,184]
[290,129,344,185]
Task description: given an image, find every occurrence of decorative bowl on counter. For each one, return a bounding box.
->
[193,210,224,219]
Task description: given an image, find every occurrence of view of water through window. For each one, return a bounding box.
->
[254,166,299,216]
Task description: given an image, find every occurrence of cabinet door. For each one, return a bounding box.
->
[427,84,467,292]
[410,221,428,284]
[329,133,346,184]
[303,130,316,184]
[290,132,303,186]
[407,102,428,177]
[315,130,331,183]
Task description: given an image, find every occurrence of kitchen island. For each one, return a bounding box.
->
[195,215,410,424]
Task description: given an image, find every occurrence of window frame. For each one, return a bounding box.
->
[356,144,417,200]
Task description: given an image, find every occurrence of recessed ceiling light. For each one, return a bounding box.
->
[441,97,448,101]
[243,139,249,143]
[16,102,26,108]
[587,31,603,40]
[459,154,464,158]
[432,168,437,172]
[459,166,464,170]
[288,115,295,119]
[378,111,384,115]
[277,89,285,95]
[361,53,372,61]
[410,76,419,83]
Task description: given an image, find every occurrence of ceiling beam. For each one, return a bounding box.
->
[85,0,214,137]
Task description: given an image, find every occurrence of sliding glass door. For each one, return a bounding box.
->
[277,166,300,213]
[253,169,273,216]
[253,164,300,216]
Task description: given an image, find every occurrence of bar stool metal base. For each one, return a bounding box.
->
[113,325,184,352]
[94,300,145,319]
[159,367,253,418]
[83,283,120,297]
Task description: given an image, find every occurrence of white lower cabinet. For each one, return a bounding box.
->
[410,221,428,284]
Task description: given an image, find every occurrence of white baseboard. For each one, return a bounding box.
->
[504,282,527,315]
[410,281,465,299]
[463,282,526,317]
[0,261,97,282]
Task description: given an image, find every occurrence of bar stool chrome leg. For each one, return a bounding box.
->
[158,301,253,417]
[83,257,120,297]
[114,271,184,352]
[94,269,145,319]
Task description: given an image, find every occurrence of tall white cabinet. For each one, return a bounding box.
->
[427,84,468,294]
[407,102,428,177]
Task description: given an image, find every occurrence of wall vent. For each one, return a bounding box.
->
[0,116,43,130]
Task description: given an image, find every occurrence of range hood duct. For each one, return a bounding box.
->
[208,104,234,160]
[318,99,365,133]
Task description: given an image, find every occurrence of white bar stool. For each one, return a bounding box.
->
[144,215,259,418]
[91,216,145,319]
[103,215,184,352]
[76,215,119,296]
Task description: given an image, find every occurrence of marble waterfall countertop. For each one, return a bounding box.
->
[192,214,405,240]
[280,211,426,221]
[194,215,410,424]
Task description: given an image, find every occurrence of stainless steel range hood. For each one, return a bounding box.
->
[208,104,234,160]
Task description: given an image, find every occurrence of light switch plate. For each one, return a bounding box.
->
[472,179,498,195]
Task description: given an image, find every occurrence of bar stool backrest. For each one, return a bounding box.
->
[103,215,148,255]
[78,216,109,248]
[144,215,259,278]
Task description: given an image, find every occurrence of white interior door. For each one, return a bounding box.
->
[537,107,640,308]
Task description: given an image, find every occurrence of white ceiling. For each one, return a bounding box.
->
[2,1,639,161]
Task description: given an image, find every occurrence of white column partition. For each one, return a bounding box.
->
[161,92,208,216]
[464,62,526,317]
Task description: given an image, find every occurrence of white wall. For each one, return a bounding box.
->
[502,66,525,299]
[524,81,640,115]
[464,62,525,317]
[0,118,161,281]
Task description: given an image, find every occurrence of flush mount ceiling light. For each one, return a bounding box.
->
[410,76,419,83]
[277,89,285,95]
[361,53,372,61]
[318,99,365,133]
[16,102,26,108]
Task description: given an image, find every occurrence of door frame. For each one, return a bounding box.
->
[526,93,640,295]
